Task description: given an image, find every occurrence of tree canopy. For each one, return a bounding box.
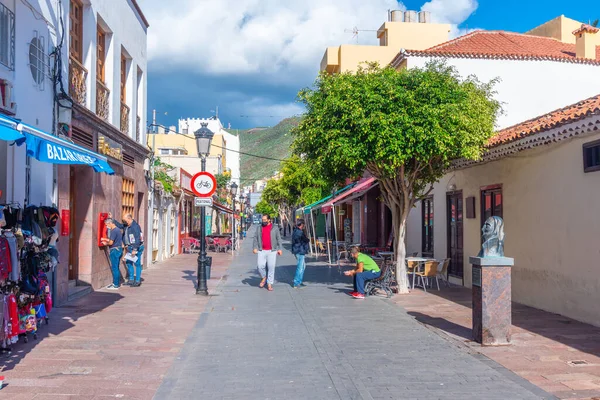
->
[254,199,277,217]
[293,62,500,292]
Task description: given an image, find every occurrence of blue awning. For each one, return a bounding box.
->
[0,118,25,141]
[0,115,115,174]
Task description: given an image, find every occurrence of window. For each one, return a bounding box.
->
[481,186,502,227]
[0,3,15,70]
[28,33,47,89]
[120,53,127,103]
[421,196,433,257]
[97,26,106,82]
[69,0,83,61]
[159,149,169,155]
[122,178,135,217]
[583,139,600,173]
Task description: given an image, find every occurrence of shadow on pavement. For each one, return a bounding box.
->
[410,285,600,360]
[1,291,123,373]
[408,311,472,341]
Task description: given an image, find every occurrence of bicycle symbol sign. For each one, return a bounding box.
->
[190,171,217,198]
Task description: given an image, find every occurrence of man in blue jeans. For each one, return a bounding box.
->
[344,246,381,299]
[110,212,145,287]
[101,218,123,290]
[291,219,310,288]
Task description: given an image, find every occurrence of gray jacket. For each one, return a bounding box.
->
[253,223,283,251]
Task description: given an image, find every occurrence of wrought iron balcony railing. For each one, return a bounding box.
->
[69,56,87,106]
[120,102,130,135]
[96,80,110,121]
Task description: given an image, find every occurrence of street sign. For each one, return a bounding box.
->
[195,197,213,207]
[190,171,217,198]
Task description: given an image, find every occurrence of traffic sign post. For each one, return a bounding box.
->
[191,171,217,198]
[194,198,213,207]
[190,170,216,296]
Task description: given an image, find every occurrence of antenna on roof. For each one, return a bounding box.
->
[343,26,378,43]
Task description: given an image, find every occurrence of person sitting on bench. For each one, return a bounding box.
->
[344,246,381,299]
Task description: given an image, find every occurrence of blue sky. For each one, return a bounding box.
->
[140,0,597,130]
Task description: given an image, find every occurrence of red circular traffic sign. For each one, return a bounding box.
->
[191,171,217,198]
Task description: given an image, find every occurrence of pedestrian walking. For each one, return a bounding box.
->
[101,218,123,290]
[344,246,381,299]
[110,212,145,287]
[291,219,310,288]
[252,214,282,291]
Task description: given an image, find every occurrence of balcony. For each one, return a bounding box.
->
[136,115,141,142]
[120,102,130,135]
[69,56,87,106]
[96,80,110,121]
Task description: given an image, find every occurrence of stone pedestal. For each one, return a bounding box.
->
[470,256,514,346]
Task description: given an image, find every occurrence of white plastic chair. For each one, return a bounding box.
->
[436,258,451,287]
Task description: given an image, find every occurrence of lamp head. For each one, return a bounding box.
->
[193,123,214,157]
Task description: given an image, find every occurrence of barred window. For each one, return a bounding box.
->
[0,3,15,70]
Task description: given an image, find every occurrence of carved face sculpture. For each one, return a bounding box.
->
[480,216,505,257]
[482,216,504,242]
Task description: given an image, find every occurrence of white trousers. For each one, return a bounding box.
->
[257,250,277,284]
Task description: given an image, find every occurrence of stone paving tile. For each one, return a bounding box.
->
[0,248,235,399]
[155,227,553,400]
[393,283,600,399]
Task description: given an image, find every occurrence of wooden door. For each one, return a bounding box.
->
[447,191,464,281]
[120,54,127,103]
[68,167,78,280]
[69,0,83,61]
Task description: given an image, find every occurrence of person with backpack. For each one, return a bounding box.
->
[109,212,144,287]
[291,219,310,288]
[100,218,123,290]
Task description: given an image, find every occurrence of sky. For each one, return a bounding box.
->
[138,0,598,130]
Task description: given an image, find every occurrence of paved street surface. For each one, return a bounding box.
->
[0,251,232,399]
[394,283,600,400]
[156,227,552,400]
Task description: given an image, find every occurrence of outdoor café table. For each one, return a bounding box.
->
[405,257,434,290]
[377,251,394,263]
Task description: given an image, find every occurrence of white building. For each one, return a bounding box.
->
[0,0,150,303]
[178,116,241,187]
[391,18,600,130]
[0,0,64,207]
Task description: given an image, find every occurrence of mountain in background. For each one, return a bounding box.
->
[239,117,301,187]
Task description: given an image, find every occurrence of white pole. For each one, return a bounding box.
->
[324,210,332,265]
[332,204,339,264]
[310,209,318,257]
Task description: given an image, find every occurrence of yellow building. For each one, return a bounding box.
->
[321,10,451,73]
[149,128,227,176]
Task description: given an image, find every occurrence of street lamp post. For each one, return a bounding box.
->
[194,123,214,296]
[230,182,238,251]
[239,194,245,240]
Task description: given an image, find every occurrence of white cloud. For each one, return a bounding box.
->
[139,0,479,126]
[141,0,404,75]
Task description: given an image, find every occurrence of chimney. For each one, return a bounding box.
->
[573,24,599,60]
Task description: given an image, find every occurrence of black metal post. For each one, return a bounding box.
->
[232,198,236,250]
[196,156,208,295]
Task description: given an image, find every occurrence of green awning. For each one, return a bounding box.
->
[303,183,356,214]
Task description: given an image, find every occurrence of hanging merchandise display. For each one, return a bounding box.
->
[0,203,58,353]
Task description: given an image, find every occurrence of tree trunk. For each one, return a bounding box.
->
[394,219,409,294]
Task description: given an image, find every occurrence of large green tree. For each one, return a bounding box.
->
[293,62,500,293]
[261,155,330,232]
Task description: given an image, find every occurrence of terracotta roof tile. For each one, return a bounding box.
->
[395,30,600,65]
[573,24,599,35]
[488,94,600,147]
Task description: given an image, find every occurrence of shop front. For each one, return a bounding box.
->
[0,114,116,350]
[56,104,149,301]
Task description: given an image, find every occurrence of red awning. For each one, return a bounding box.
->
[321,177,377,213]
[213,201,234,214]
